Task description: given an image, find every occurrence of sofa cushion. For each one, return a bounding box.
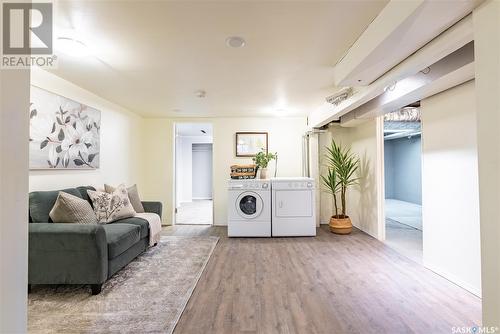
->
[29,188,83,224]
[110,217,149,239]
[102,224,141,259]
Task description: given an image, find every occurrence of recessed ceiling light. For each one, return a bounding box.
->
[194,90,206,98]
[56,37,91,57]
[226,36,246,48]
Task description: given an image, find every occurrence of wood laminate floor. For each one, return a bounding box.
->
[162,225,481,334]
[385,218,422,264]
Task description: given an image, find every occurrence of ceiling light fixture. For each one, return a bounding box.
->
[194,90,206,98]
[56,37,91,58]
[226,36,246,48]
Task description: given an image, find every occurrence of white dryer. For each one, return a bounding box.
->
[271,177,316,236]
[228,179,271,237]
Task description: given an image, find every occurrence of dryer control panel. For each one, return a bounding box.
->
[270,178,315,190]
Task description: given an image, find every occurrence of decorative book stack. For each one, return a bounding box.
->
[230,164,257,179]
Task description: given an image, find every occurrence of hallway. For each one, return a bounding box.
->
[176,200,213,225]
[385,199,422,263]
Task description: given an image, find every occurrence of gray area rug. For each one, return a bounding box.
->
[28,236,219,334]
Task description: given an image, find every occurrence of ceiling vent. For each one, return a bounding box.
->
[325,87,353,106]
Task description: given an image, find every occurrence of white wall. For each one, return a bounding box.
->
[421,80,481,296]
[192,144,213,199]
[384,136,422,205]
[474,0,500,325]
[143,117,306,225]
[175,135,212,205]
[0,69,30,332]
[319,120,383,238]
[29,69,144,192]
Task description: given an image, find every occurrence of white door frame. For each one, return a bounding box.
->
[172,122,215,226]
[375,116,386,241]
[172,123,178,226]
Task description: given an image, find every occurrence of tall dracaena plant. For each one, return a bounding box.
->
[321,167,341,217]
[321,139,360,218]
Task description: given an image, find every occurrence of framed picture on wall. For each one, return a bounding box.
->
[235,132,268,157]
[29,86,101,169]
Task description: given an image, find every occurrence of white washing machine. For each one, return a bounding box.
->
[271,177,316,236]
[228,179,271,237]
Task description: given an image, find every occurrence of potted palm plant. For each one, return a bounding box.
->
[321,139,360,234]
[253,149,277,179]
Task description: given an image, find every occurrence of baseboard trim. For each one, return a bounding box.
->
[423,260,482,297]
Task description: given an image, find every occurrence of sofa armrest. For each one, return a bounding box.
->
[29,223,108,284]
[142,201,162,218]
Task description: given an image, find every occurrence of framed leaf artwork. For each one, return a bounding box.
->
[29,86,101,169]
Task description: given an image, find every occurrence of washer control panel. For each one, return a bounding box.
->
[228,180,270,190]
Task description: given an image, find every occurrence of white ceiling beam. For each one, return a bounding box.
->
[340,42,474,127]
[333,0,424,86]
[333,0,482,87]
[308,14,474,128]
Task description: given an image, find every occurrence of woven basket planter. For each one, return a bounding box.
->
[329,216,352,235]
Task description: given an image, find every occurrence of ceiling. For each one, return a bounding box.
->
[176,122,213,137]
[50,0,388,118]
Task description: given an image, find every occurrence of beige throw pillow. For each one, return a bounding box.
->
[87,185,136,223]
[49,191,98,224]
[104,184,145,213]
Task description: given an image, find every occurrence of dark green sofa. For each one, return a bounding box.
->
[28,186,162,295]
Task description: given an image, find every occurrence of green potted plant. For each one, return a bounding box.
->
[253,149,277,179]
[321,139,360,234]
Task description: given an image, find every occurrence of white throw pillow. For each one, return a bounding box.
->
[104,183,145,213]
[87,185,136,223]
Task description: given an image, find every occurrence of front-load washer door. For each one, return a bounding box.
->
[236,192,263,219]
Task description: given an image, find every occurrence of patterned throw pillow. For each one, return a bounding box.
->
[87,185,136,223]
[104,184,145,213]
[49,191,98,224]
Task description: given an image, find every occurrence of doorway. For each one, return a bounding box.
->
[383,106,423,263]
[174,123,213,225]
